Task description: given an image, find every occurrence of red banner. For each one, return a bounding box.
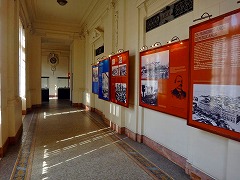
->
[110,51,129,107]
[139,40,189,118]
[188,9,240,141]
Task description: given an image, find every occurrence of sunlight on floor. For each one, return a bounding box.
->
[44,130,115,159]
[56,127,109,143]
[43,109,85,119]
[42,136,128,175]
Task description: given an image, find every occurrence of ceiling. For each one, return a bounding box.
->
[25,0,99,31]
[24,0,99,50]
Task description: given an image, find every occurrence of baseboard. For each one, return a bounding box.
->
[22,110,27,115]
[72,103,86,109]
[26,108,32,114]
[185,161,215,180]
[0,124,23,158]
[0,138,9,158]
[125,128,137,141]
[32,104,41,108]
[9,124,23,145]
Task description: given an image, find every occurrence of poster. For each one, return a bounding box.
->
[110,51,129,107]
[139,40,189,118]
[188,9,240,141]
[92,64,99,94]
[98,58,110,101]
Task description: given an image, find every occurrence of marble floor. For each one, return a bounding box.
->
[0,100,190,180]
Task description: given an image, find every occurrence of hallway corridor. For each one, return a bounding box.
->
[0,100,190,179]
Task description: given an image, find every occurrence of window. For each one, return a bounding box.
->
[19,19,25,98]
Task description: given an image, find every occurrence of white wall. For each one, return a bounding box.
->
[82,0,240,179]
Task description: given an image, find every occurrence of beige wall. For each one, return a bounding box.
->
[0,0,240,179]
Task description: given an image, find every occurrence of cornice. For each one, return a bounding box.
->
[33,20,81,34]
[81,0,110,33]
[136,0,146,8]
[19,0,32,30]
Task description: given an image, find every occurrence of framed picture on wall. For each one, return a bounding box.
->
[92,64,99,94]
[98,58,110,101]
[139,39,189,119]
[110,51,129,107]
[188,9,240,141]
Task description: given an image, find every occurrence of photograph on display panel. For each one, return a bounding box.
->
[139,40,189,119]
[98,58,110,101]
[141,50,169,80]
[92,65,98,94]
[188,8,240,141]
[115,83,127,104]
[141,80,158,106]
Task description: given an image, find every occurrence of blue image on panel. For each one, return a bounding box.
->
[92,65,99,94]
[98,58,110,101]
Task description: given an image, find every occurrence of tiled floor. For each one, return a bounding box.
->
[0,100,190,179]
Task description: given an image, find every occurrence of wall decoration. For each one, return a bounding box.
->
[95,45,104,56]
[92,64,99,94]
[188,9,240,141]
[146,0,193,32]
[110,51,129,107]
[48,53,59,75]
[139,40,189,118]
[98,58,110,101]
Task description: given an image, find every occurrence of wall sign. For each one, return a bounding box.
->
[110,51,129,107]
[92,64,99,94]
[98,58,110,101]
[95,45,104,56]
[139,40,189,118]
[188,9,240,141]
[146,0,193,32]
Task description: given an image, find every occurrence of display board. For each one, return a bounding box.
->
[188,9,240,141]
[92,64,99,94]
[110,51,129,107]
[139,40,189,118]
[98,58,110,101]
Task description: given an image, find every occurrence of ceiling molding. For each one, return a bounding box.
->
[33,20,81,33]
[81,0,110,32]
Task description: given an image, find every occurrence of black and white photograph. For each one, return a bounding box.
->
[141,50,169,79]
[112,65,119,76]
[141,80,158,106]
[115,83,127,103]
[192,84,240,132]
[92,67,98,82]
[119,64,127,76]
[102,72,109,98]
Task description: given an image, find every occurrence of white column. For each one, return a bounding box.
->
[28,35,41,106]
[71,38,86,105]
[0,0,9,148]
[7,0,22,138]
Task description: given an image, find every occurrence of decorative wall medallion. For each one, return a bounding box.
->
[48,53,59,75]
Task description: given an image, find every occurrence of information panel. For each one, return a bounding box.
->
[188,9,240,141]
[92,64,98,94]
[139,40,189,118]
[98,58,110,101]
[110,51,129,107]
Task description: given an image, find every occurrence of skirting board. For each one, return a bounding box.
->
[0,124,23,158]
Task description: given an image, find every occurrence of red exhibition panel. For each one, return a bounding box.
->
[110,51,129,107]
[188,9,240,141]
[139,40,189,119]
